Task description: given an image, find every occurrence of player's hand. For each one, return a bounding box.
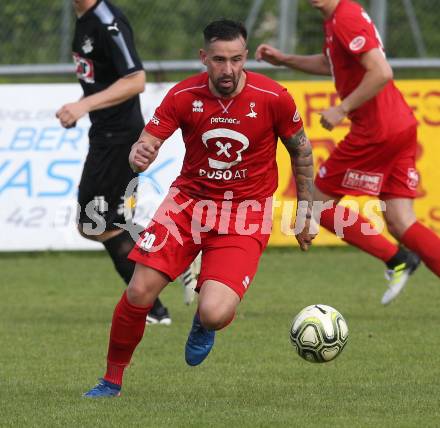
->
[319,105,346,131]
[255,44,285,66]
[56,101,88,128]
[129,139,160,173]
[295,217,318,252]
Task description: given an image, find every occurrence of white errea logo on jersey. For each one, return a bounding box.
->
[192,100,204,113]
[349,36,366,51]
[150,115,160,125]
[245,102,257,118]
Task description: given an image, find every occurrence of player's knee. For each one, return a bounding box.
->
[385,213,416,239]
[198,303,235,330]
[126,265,168,306]
[78,224,121,243]
[384,200,417,239]
[385,218,402,239]
[126,280,151,305]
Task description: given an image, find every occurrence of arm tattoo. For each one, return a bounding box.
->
[281,129,314,214]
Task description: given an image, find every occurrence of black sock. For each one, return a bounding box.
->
[103,230,166,311]
[386,247,408,269]
[151,297,166,314]
[103,229,136,284]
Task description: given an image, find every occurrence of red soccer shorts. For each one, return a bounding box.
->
[128,190,270,299]
[315,125,418,200]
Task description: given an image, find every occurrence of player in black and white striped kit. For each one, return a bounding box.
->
[56,0,197,323]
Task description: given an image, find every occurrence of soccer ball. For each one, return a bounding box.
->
[289,304,348,363]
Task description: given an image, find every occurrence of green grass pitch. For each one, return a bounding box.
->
[1,247,440,427]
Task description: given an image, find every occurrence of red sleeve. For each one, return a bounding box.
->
[274,89,303,138]
[333,10,381,57]
[144,89,179,140]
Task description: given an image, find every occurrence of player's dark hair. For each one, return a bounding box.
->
[203,19,247,45]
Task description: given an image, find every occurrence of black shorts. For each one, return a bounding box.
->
[77,140,138,232]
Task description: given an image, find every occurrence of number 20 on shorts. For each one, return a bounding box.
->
[140,232,156,251]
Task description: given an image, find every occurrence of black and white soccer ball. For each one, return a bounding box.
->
[290,304,348,363]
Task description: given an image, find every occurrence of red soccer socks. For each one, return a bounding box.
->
[104,291,152,386]
[319,205,398,262]
[401,222,440,277]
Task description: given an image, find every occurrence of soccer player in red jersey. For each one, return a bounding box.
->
[256,0,440,304]
[84,19,316,397]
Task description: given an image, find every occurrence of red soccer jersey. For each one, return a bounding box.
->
[145,71,303,201]
[324,0,416,140]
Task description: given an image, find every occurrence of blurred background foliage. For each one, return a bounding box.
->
[1,0,439,65]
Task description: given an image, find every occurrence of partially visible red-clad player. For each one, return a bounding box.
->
[256,0,440,304]
[84,19,316,397]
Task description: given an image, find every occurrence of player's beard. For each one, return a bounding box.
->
[308,0,324,9]
[214,73,239,96]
